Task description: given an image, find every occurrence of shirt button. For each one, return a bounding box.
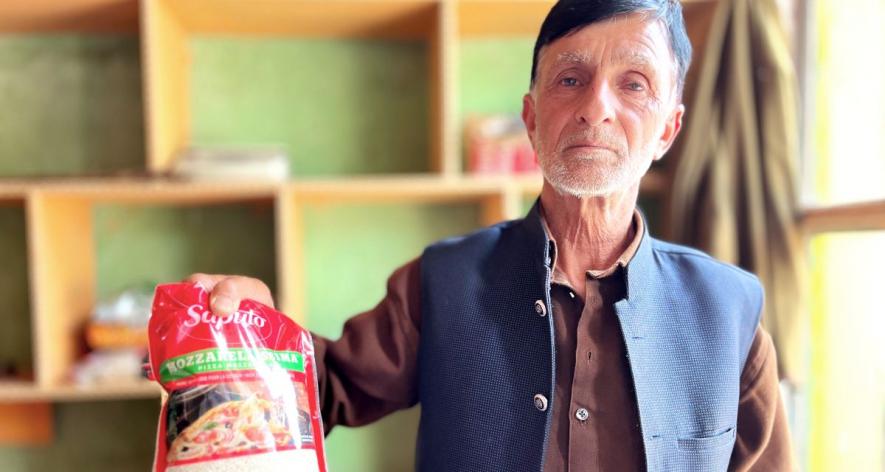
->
[575,407,589,422]
[533,394,548,412]
[534,300,547,317]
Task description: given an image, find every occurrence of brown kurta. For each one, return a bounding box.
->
[312,211,794,471]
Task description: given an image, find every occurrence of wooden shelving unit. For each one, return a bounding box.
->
[457,0,554,36]
[142,0,448,174]
[0,379,161,402]
[0,0,139,33]
[0,1,713,467]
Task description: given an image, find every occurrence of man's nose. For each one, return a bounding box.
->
[574,80,616,126]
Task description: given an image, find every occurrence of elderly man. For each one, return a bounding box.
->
[188,0,793,470]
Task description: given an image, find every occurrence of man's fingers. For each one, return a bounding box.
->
[211,278,240,316]
[184,273,226,292]
[210,276,275,316]
[182,274,275,315]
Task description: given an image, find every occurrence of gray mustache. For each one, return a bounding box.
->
[559,130,624,155]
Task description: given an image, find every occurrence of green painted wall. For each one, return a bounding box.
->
[190,37,429,176]
[0,400,158,471]
[458,38,534,122]
[0,35,144,177]
[302,202,482,471]
[0,205,32,379]
[94,203,278,300]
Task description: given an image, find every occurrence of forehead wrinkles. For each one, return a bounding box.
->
[554,50,592,65]
[540,15,672,71]
[551,48,657,70]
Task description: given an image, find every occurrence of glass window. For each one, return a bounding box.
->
[802,0,885,206]
[797,1,885,471]
[806,231,885,471]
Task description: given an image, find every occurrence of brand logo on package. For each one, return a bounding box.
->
[182,304,273,342]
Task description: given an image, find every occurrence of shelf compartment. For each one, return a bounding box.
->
[279,191,496,471]
[27,188,277,389]
[458,36,535,118]
[276,178,513,318]
[0,200,33,387]
[143,0,449,177]
[454,1,550,174]
[298,200,488,330]
[0,194,45,446]
[0,33,144,177]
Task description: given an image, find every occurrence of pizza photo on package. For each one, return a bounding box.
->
[148,283,327,472]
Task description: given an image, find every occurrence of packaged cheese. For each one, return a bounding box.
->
[148,283,327,472]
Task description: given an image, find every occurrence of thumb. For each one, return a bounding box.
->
[210,278,241,316]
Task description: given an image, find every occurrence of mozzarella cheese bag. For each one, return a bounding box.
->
[148,283,327,472]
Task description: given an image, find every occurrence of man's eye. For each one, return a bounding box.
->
[626,81,645,92]
[559,77,580,87]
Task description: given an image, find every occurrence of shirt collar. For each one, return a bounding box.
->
[518,197,656,305]
[537,202,646,286]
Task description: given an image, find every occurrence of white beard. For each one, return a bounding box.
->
[536,134,652,198]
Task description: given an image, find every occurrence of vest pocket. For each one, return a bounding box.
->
[677,426,736,451]
[675,427,736,471]
[649,427,736,471]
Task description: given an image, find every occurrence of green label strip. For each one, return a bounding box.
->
[160,348,304,383]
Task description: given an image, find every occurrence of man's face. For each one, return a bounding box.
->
[523,13,685,198]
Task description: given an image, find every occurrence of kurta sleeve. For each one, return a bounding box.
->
[311,257,423,435]
[729,325,796,471]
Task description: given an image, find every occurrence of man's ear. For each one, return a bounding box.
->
[654,103,685,161]
[522,92,537,149]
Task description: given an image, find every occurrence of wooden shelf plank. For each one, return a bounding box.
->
[479,187,522,225]
[164,0,438,39]
[458,0,554,37]
[143,0,191,174]
[28,194,96,387]
[28,179,278,204]
[276,186,307,323]
[0,0,138,33]
[0,402,53,445]
[0,183,29,202]
[801,200,885,234]
[431,0,459,176]
[1,170,666,200]
[0,380,160,402]
[457,0,718,38]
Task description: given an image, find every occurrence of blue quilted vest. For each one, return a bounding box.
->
[416,201,762,471]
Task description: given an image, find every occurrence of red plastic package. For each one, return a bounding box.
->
[148,283,327,472]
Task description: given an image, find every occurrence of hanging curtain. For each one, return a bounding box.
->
[668,0,806,383]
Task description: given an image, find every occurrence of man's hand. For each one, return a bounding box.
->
[184,274,275,316]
